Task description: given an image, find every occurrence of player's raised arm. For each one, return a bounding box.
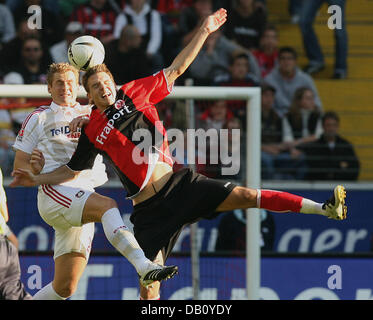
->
[164,8,227,85]
[10,165,78,187]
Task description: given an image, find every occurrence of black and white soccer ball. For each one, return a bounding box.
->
[68,35,105,71]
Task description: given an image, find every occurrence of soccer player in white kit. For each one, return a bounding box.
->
[12,63,177,300]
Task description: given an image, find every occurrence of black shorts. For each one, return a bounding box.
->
[130,168,236,261]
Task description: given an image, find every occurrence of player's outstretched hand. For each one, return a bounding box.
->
[202,8,227,34]
[10,169,37,187]
[30,148,45,175]
[69,116,89,133]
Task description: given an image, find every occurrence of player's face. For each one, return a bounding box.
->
[87,72,117,110]
[48,71,78,107]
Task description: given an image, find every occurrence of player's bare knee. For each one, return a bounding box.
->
[100,196,117,212]
[54,282,78,298]
[239,187,257,207]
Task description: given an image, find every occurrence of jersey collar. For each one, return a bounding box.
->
[50,101,80,113]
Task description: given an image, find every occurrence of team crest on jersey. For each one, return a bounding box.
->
[114,100,132,114]
[75,190,85,198]
[17,129,24,142]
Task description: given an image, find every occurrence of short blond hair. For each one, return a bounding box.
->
[47,62,80,86]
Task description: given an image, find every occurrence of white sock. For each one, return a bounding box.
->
[32,282,66,300]
[101,208,152,275]
[300,199,326,215]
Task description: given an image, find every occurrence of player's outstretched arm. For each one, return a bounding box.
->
[164,8,227,85]
[10,165,78,187]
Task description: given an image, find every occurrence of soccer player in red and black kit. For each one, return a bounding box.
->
[11,8,347,300]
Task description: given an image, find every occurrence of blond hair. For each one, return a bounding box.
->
[47,62,80,86]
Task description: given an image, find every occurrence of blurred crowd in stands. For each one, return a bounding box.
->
[0,0,359,182]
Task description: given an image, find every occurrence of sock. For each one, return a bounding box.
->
[300,198,326,215]
[258,189,303,213]
[32,282,66,300]
[101,208,152,275]
[258,189,325,215]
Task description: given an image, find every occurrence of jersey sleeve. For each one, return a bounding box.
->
[120,69,173,107]
[12,111,41,154]
[66,129,99,171]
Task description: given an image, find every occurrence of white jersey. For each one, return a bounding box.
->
[0,168,10,236]
[13,101,108,189]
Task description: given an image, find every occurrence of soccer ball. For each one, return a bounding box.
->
[68,35,105,71]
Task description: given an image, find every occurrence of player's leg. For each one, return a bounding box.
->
[81,192,178,284]
[52,252,87,298]
[33,222,94,300]
[44,252,87,299]
[217,185,347,220]
[139,250,164,300]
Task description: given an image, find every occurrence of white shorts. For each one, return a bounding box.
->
[37,184,95,260]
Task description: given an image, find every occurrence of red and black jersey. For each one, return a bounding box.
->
[70,3,117,40]
[67,70,174,198]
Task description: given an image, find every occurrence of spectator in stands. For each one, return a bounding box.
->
[223,0,267,50]
[70,0,118,44]
[0,18,41,73]
[215,209,275,252]
[260,84,284,180]
[264,46,322,117]
[12,0,64,46]
[214,52,260,87]
[289,0,303,24]
[252,24,279,78]
[0,72,30,136]
[7,36,52,84]
[195,100,234,178]
[278,87,323,179]
[299,0,348,79]
[197,99,234,131]
[220,116,244,181]
[179,0,213,48]
[105,24,152,84]
[7,0,59,14]
[213,52,260,125]
[0,109,16,176]
[0,3,16,49]
[150,0,193,65]
[58,0,89,22]
[302,111,360,180]
[187,30,235,84]
[49,22,84,63]
[151,0,193,24]
[114,0,163,71]
[283,87,323,147]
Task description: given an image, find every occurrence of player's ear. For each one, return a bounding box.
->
[87,92,93,104]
